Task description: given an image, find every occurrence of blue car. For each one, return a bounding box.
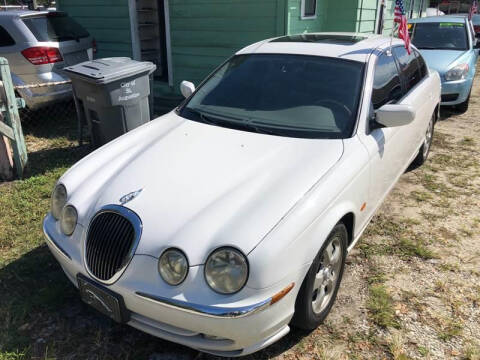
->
[409,16,479,112]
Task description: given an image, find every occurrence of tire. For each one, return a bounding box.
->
[456,91,470,114]
[291,223,348,330]
[411,113,435,169]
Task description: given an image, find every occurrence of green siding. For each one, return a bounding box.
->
[287,0,328,34]
[168,0,286,91]
[324,0,359,32]
[58,0,429,114]
[355,0,378,33]
[57,0,133,59]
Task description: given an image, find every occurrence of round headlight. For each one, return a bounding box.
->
[204,247,248,294]
[60,205,77,236]
[51,184,67,220]
[159,248,189,286]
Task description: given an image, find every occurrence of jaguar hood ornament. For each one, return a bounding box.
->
[119,189,143,205]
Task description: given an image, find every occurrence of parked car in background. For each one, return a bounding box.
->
[43,33,440,356]
[425,7,445,16]
[0,10,94,110]
[409,16,479,112]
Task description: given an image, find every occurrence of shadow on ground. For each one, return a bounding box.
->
[0,246,309,359]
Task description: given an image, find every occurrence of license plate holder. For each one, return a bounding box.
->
[77,274,129,323]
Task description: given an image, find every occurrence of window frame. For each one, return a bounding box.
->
[301,0,317,19]
[391,45,423,95]
[371,50,404,110]
[0,25,16,47]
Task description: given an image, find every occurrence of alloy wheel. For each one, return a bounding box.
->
[311,235,344,314]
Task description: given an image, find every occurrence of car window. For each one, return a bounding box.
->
[0,25,15,46]
[410,22,468,50]
[392,46,422,93]
[372,52,403,110]
[22,12,89,42]
[180,54,365,139]
[413,49,428,79]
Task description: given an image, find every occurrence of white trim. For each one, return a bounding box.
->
[301,0,317,20]
[164,0,174,87]
[128,0,141,60]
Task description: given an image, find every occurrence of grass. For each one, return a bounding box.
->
[437,318,463,341]
[367,284,400,329]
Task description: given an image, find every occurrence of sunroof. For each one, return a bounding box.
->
[270,34,368,45]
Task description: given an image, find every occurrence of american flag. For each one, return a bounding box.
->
[394,0,411,54]
[469,0,478,20]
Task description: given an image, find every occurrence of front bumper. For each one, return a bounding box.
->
[43,215,304,356]
[440,77,473,106]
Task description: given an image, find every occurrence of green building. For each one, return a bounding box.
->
[57,0,428,113]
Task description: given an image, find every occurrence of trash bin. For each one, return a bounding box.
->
[65,57,156,147]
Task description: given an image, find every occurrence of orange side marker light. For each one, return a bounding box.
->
[360,202,366,212]
[270,283,295,305]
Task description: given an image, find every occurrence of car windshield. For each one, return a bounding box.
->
[22,12,89,42]
[411,22,468,50]
[180,54,364,139]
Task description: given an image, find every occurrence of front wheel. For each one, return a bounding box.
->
[411,113,435,169]
[291,223,347,330]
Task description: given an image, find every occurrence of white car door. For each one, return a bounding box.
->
[391,46,433,161]
[358,50,411,212]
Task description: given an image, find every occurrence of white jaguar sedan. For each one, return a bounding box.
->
[43,33,440,356]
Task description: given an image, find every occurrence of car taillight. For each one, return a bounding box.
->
[474,25,480,33]
[21,47,63,65]
[92,38,97,54]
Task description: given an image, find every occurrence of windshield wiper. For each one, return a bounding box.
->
[187,108,284,136]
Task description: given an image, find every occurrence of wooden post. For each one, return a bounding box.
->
[0,57,28,178]
[0,133,14,181]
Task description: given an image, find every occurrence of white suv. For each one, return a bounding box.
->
[0,10,93,110]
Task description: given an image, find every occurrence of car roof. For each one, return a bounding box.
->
[0,10,51,18]
[236,32,404,63]
[409,15,466,23]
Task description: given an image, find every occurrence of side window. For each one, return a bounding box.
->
[301,0,317,19]
[413,49,428,79]
[0,26,15,47]
[372,52,403,110]
[392,46,422,93]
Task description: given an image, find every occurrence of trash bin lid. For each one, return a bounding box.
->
[64,57,156,84]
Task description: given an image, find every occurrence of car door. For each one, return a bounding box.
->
[357,50,408,213]
[392,46,432,160]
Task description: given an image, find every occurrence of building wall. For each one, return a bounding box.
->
[155,0,287,111]
[323,0,359,32]
[57,0,134,59]
[286,0,328,34]
[355,0,379,33]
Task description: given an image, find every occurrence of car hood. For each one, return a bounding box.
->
[63,112,344,265]
[418,49,466,74]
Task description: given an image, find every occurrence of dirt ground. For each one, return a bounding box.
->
[1,77,479,360]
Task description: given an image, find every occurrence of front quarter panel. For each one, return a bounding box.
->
[247,137,370,289]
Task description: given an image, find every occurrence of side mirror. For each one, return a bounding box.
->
[375,104,416,127]
[180,80,195,98]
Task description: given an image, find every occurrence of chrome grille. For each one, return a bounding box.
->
[85,206,141,283]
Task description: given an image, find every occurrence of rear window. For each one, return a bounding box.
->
[0,25,15,46]
[22,12,89,42]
